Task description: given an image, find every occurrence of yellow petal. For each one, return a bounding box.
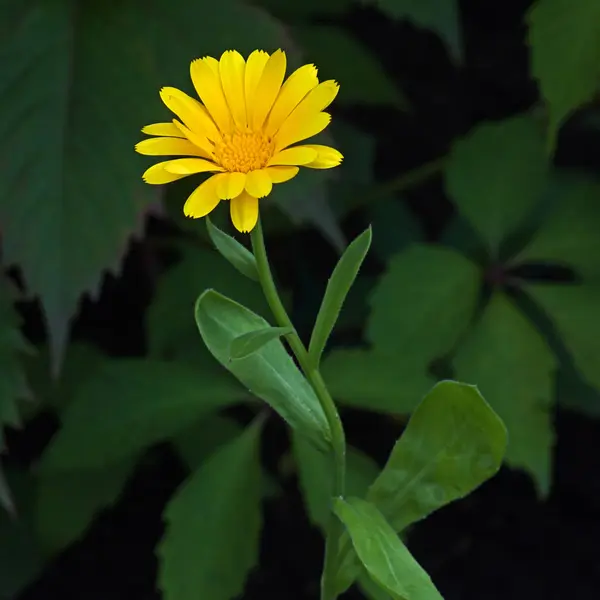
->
[220,50,247,130]
[142,162,189,185]
[230,191,259,233]
[268,146,318,166]
[190,58,233,133]
[159,87,220,141]
[303,145,344,169]
[274,112,331,152]
[250,49,286,131]
[265,166,299,184]
[141,122,185,137]
[172,120,214,159]
[265,64,319,136]
[217,171,246,199]
[135,137,207,157]
[183,174,222,218]
[163,158,223,175]
[245,50,270,123]
[245,169,273,198]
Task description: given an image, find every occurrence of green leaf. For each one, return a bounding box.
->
[35,458,136,555]
[365,0,463,64]
[513,173,600,279]
[195,290,331,449]
[525,283,600,392]
[293,434,380,529]
[309,227,372,366]
[0,0,159,366]
[334,497,443,600]
[367,245,481,363]
[454,293,555,496]
[367,380,506,530]
[147,243,269,359]
[0,278,31,448]
[445,115,548,254]
[40,359,245,472]
[556,364,600,418]
[158,421,263,600]
[527,0,600,144]
[230,326,293,361]
[293,25,408,109]
[0,465,14,517]
[321,349,434,414]
[206,217,259,281]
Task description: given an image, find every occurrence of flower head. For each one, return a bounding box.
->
[136,49,343,232]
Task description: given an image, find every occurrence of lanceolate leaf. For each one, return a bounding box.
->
[40,359,246,471]
[230,326,293,361]
[309,227,372,366]
[195,290,331,449]
[527,0,600,144]
[334,497,443,600]
[206,218,259,282]
[367,245,481,363]
[445,115,548,254]
[159,421,263,600]
[454,293,556,496]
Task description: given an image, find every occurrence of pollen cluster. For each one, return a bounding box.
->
[214,131,274,173]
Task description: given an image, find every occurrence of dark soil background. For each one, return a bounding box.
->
[9,0,600,598]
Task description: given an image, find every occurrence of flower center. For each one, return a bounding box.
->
[214,130,274,173]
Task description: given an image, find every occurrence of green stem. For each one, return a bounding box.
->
[250,217,346,600]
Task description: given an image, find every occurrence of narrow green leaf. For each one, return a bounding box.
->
[309,227,372,366]
[366,0,462,64]
[368,380,507,530]
[525,283,600,392]
[367,244,481,363]
[230,326,293,361]
[334,380,507,595]
[321,349,434,414]
[0,464,14,517]
[334,497,443,600]
[158,421,263,600]
[195,290,331,449]
[513,173,600,279]
[445,115,548,254]
[36,458,136,555]
[293,434,380,529]
[206,217,258,281]
[454,293,555,496]
[527,0,600,144]
[40,359,246,472]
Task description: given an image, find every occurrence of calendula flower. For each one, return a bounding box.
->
[136,49,343,233]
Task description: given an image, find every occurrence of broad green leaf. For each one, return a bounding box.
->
[513,173,600,279]
[445,115,548,254]
[158,421,263,600]
[256,0,351,19]
[206,217,258,282]
[230,326,293,361]
[556,365,600,418]
[309,227,372,366]
[525,283,600,392]
[367,245,481,363]
[321,349,434,414]
[293,434,380,529]
[147,244,269,359]
[0,278,31,448]
[454,293,555,496]
[0,0,159,365]
[359,570,395,600]
[195,290,331,449]
[35,458,136,555]
[367,381,506,530]
[527,0,600,144]
[293,25,408,109]
[334,497,443,600]
[365,0,462,64]
[40,359,246,472]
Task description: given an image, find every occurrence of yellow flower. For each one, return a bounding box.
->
[136,49,343,233]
